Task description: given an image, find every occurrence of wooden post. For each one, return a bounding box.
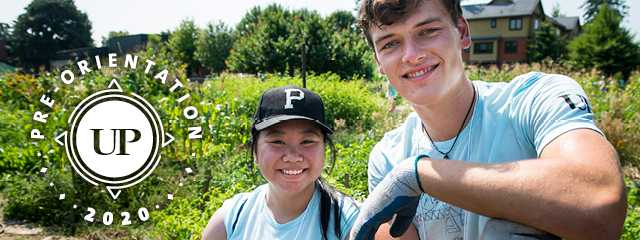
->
[344,173,350,188]
[302,43,306,88]
[200,169,212,210]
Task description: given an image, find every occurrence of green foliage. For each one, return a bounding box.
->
[580,0,629,22]
[0,46,386,238]
[227,4,373,79]
[10,0,93,70]
[623,179,640,239]
[3,45,640,238]
[568,3,640,81]
[327,10,360,34]
[236,6,262,37]
[0,22,10,41]
[550,2,566,18]
[101,30,129,47]
[308,73,379,129]
[2,167,76,227]
[168,19,200,76]
[196,21,236,74]
[527,20,566,62]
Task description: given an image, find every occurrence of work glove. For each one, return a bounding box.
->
[350,155,428,240]
[480,219,562,240]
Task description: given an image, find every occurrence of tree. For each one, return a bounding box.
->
[0,23,10,41]
[551,2,566,18]
[10,0,93,71]
[236,6,262,37]
[101,30,129,47]
[580,0,628,22]
[568,3,640,80]
[195,21,236,74]
[168,19,200,76]
[327,10,358,34]
[227,5,374,79]
[527,20,566,62]
[227,4,296,75]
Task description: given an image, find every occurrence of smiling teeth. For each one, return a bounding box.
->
[283,169,303,175]
[407,66,435,78]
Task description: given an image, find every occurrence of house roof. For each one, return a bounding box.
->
[462,0,541,20]
[0,61,15,74]
[551,17,580,31]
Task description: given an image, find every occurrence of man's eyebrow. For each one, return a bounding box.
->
[414,17,442,28]
[373,17,443,46]
[374,33,396,46]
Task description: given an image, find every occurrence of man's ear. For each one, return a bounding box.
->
[458,16,471,50]
[374,53,386,76]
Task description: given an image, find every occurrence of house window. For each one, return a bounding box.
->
[509,18,522,30]
[534,19,539,30]
[491,19,496,28]
[474,42,493,54]
[505,41,517,53]
[556,29,560,36]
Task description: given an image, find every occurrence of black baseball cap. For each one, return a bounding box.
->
[252,86,333,135]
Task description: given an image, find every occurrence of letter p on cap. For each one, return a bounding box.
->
[284,89,304,109]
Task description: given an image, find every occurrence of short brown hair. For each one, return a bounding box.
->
[357,0,463,49]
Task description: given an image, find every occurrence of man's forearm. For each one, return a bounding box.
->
[415,130,627,239]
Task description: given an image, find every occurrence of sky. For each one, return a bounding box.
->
[0,0,639,46]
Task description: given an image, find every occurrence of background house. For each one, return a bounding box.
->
[0,40,8,63]
[462,0,580,63]
[550,16,581,40]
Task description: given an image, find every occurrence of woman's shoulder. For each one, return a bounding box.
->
[221,185,267,219]
[337,194,361,222]
[225,185,267,207]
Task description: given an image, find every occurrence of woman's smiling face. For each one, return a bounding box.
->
[255,120,326,195]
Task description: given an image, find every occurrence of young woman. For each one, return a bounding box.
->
[202,86,360,240]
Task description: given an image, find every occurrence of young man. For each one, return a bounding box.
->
[350,0,627,239]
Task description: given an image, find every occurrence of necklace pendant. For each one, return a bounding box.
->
[444,154,449,159]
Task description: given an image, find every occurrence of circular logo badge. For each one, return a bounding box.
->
[38,54,202,225]
[56,81,172,199]
[67,91,162,188]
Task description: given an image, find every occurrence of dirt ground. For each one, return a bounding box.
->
[0,194,81,240]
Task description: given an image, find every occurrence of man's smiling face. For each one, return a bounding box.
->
[371,0,471,107]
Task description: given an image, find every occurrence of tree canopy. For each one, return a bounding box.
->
[168,19,200,76]
[527,20,566,62]
[196,21,236,74]
[227,4,373,79]
[568,3,640,80]
[0,23,10,41]
[580,0,628,22]
[551,2,566,18]
[10,0,93,70]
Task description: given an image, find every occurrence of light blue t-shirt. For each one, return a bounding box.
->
[368,72,602,240]
[221,184,360,240]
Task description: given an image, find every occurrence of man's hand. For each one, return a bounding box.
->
[350,155,428,240]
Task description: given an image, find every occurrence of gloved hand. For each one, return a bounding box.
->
[350,155,428,240]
